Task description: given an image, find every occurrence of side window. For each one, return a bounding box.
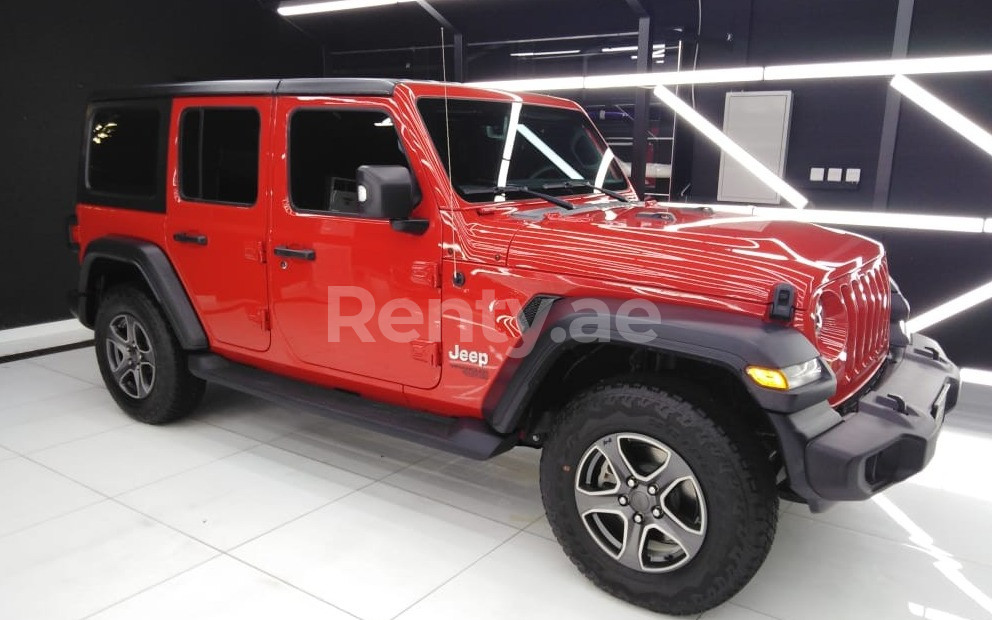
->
[180,108,260,205]
[87,107,160,197]
[289,109,407,213]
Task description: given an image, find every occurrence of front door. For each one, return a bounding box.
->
[268,98,443,389]
[166,97,272,352]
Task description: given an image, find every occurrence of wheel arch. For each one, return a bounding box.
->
[483,296,836,438]
[77,236,208,350]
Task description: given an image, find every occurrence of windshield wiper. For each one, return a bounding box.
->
[463,185,576,210]
[540,181,629,202]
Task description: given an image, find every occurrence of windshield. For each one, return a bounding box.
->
[417,98,628,203]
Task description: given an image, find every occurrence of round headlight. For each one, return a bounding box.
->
[810,300,824,336]
[815,291,848,363]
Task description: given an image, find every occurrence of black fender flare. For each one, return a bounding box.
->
[483,296,837,434]
[76,236,208,350]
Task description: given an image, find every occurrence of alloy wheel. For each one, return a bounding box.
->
[104,313,156,399]
[574,432,707,573]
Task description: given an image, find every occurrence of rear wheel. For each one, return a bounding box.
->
[540,378,778,615]
[94,286,205,424]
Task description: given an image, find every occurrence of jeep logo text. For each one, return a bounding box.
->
[448,345,489,367]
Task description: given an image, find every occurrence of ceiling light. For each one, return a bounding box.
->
[660,203,987,234]
[510,49,581,58]
[754,207,986,233]
[985,219,992,233]
[906,277,992,332]
[891,74,992,159]
[961,368,992,387]
[764,53,992,80]
[468,53,992,93]
[277,0,414,16]
[469,76,584,91]
[602,44,666,54]
[585,67,763,89]
[652,85,809,208]
[603,45,639,53]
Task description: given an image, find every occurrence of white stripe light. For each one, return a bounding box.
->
[516,125,584,179]
[765,54,992,81]
[891,75,992,159]
[906,278,992,333]
[585,67,763,89]
[495,101,523,195]
[467,53,992,92]
[656,203,990,235]
[961,368,992,387]
[468,76,585,92]
[510,49,581,58]
[278,0,414,16]
[652,86,809,209]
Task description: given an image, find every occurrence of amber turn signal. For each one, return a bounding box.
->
[745,366,790,390]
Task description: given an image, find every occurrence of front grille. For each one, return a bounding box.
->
[832,260,891,395]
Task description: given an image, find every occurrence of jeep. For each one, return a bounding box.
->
[68,78,959,614]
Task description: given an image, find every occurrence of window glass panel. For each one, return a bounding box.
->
[87,108,160,196]
[180,108,260,205]
[417,98,626,203]
[289,109,407,212]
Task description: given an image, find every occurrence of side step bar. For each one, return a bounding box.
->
[188,354,516,460]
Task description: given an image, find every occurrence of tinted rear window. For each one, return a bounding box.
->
[86,108,160,197]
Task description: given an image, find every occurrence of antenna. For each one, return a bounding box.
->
[440,27,462,286]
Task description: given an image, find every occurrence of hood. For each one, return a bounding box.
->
[505,204,885,309]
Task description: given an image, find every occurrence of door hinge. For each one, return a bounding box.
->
[411,261,441,289]
[245,240,266,264]
[410,339,441,367]
[249,308,270,331]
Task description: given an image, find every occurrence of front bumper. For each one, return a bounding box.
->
[768,333,959,512]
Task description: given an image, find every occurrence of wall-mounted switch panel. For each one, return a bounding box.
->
[806,165,861,190]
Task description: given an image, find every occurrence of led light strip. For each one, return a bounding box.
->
[510,49,582,58]
[467,53,992,91]
[278,0,414,15]
[892,75,992,159]
[471,67,763,91]
[653,87,809,208]
[905,278,992,333]
[657,203,991,234]
[765,54,992,81]
[961,368,992,387]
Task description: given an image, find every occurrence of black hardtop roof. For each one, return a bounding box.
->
[89,78,400,102]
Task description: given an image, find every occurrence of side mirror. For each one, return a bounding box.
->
[357,165,428,235]
[356,165,419,220]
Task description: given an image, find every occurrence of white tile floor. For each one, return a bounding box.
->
[2,346,992,620]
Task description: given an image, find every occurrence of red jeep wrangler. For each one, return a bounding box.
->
[68,78,959,614]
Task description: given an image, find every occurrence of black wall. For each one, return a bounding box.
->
[0,0,321,329]
[681,0,992,367]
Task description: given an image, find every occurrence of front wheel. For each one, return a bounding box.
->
[540,378,778,615]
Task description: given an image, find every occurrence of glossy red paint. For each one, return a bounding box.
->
[166,96,274,353]
[75,80,891,416]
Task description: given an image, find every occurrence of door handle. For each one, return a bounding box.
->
[274,246,316,261]
[173,232,208,246]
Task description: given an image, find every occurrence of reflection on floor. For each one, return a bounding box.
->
[1,346,991,620]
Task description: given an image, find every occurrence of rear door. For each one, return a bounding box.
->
[166,97,272,352]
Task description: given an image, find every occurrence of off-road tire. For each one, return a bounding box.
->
[540,377,778,615]
[94,285,205,424]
